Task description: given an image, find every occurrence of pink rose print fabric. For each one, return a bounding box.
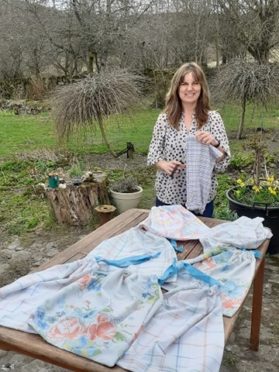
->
[29,267,162,367]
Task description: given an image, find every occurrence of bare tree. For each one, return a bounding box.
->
[22,0,156,76]
[172,0,214,65]
[216,0,279,64]
[0,2,25,80]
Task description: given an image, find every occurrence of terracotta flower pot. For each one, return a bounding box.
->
[226,187,279,254]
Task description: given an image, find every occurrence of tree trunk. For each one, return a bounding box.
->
[237,95,246,139]
[88,51,94,74]
[247,46,270,65]
[97,115,118,158]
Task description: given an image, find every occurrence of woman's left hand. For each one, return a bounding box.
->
[195,131,219,146]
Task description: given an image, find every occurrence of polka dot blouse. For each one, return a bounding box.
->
[147,111,231,205]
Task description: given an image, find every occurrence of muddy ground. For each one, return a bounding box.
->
[0,152,278,371]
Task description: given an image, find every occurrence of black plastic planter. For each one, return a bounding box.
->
[226,187,279,255]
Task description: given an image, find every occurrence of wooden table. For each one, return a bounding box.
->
[0,209,269,371]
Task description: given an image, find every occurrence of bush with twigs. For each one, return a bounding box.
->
[52,70,145,157]
[212,59,279,139]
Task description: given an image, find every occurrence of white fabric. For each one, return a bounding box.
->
[87,227,177,279]
[194,249,256,317]
[0,205,270,370]
[140,206,271,252]
[118,277,224,372]
[0,258,101,332]
[163,248,256,317]
[200,216,273,250]
[139,205,210,241]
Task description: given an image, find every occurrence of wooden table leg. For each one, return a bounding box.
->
[250,257,265,351]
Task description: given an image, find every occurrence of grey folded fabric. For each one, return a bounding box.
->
[186,135,222,214]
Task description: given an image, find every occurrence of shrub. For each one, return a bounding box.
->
[110,176,139,193]
[52,70,145,157]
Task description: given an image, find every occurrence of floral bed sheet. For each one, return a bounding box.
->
[0,206,271,371]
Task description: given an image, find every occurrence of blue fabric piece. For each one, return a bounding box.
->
[95,252,161,268]
[158,259,180,285]
[238,247,262,259]
[168,239,184,253]
[182,262,221,288]
[159,260,221,288]
[253,250,262,259]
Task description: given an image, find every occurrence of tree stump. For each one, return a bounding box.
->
[45,181,110,225]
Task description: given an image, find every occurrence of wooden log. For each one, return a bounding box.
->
[45,181,110,225]
[95,204,116,226]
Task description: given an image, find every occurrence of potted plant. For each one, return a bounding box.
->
[109,176,143,213]
[226,133,279,254]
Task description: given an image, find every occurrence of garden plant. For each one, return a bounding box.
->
[52,70,145,157]
[230,132,279,208]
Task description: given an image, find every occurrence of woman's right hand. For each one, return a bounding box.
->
[156,160,186,176]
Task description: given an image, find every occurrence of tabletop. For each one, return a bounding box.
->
[0,208,270,371]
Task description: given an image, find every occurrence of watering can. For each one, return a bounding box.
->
[48,173,59,189]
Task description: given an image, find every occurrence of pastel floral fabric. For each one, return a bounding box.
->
[0,227,176,334]
[29,267,162,367]
[140,205,270,317]
[194,248,256,317]
[140,205,210,241]
[0,258,98,333]
[163,248,256,317]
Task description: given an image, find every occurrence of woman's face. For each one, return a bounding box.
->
[178,72,201,106]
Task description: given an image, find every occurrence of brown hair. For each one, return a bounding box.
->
[165,62,211,129]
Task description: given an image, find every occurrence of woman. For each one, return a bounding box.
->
[147,62,230,217]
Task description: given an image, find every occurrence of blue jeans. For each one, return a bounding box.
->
[155,197,214,218]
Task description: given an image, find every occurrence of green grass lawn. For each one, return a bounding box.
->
[0,109,160,158]
[0,103,278,157]
[0,103,277,162]
[0,112,56,157]
[0,103,278,235]
[66,108,160,155]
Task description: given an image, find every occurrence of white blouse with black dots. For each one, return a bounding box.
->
[147,111,231,205]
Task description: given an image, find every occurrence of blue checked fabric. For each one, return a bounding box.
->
[186,135,223,214]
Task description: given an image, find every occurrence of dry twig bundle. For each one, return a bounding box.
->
[52,70,144,156]
[212,59,279,138]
